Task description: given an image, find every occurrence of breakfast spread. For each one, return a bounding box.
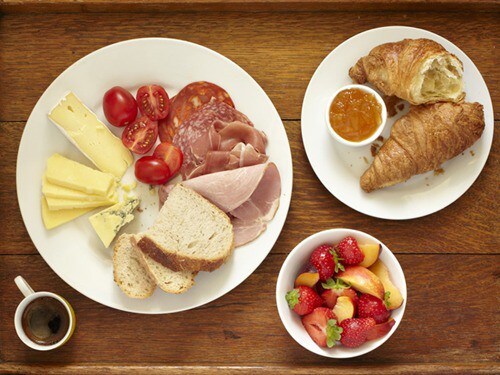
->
[328,87,383,143]
[285,236,403,349]
[40,79,281,299]
[344,38,485,192]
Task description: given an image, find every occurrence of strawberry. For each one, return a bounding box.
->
[335,236,365,266]
[285,286,323,316]
[358,294,390,324]
[321,278,359,308]
[310,244,344,281]
[366,319,395,340]
[302,307,343,348]
[339,318,376,348]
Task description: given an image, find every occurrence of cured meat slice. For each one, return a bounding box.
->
[172,99,266,179]
[158,163,281,247]
[159,81,235,142]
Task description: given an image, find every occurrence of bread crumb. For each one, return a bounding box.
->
[363,156,369,164]
[137,206,143,213]
[470,150,475,156]
[434,168,445,176]
[382,95,405,117]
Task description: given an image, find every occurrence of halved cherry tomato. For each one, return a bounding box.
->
[136,85,170,121]
[122,116,158,154]
[135,156,171,185]
[152,142,183,177]
[103,86,138,127]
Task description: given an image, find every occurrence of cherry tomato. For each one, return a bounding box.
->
[136,85,170,121]
[135,156,171,185]
[153,142,183,176]
[121,116,158,154]
[103,86,138,127]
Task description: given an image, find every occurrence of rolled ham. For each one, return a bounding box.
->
[158,163,281,247]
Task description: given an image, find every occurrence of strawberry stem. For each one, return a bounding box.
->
[326,319,343,348]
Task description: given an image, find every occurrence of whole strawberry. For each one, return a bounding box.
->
[358,294,391,324]
[302,307,343,348]
[336,236,364,266]
[310,244,344,281]
[340,318,376,348]
[286,286,323,316]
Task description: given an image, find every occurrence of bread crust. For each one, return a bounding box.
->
[137,236,232,272]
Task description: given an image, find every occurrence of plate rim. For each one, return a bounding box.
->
[16,37,293,314]
[300,25,494,220]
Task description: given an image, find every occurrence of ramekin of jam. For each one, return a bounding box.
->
[325,84,387,147]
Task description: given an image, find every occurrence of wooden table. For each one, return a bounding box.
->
[0,1,498,373]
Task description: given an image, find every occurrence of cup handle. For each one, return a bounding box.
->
[14,276,35,298]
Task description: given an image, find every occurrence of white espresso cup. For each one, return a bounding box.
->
[14,276,76,351]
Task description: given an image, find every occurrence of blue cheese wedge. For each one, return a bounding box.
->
[48,92,133,178]
[89,198,140,248]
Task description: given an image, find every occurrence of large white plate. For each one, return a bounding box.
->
[17,38,293,314]
[301,26,494,220]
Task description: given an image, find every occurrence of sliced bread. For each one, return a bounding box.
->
[132,235,197,294]
[113,234,156,299]
[138,184,234,272]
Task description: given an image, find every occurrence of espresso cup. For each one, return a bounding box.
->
[14,276,76,350]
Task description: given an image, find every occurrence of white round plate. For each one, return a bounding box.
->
[301,26,494,220]
[17,38,293,314]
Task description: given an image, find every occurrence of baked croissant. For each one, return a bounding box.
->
[360,102,484,193]
[349,39,465,105]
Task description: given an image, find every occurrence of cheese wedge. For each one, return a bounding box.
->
[45,154,115,196]
[48,92,133,178]
[41,197,94,230]
[89,198,140,248]
[42,175,115,201]
[46,194,118,211]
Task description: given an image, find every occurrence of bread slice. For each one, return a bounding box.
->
[113,234,156,299]
[132,235,197,294]
[138,184,234,272]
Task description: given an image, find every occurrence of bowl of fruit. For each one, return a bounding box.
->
[276,228,406,358]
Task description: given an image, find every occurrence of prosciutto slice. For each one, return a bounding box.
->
[158,163,281,247]
[172,99,267,180]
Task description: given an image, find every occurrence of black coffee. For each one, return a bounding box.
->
[21,297,70,345]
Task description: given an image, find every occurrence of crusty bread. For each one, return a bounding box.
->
[132,235,197,294]
[138,184,234,272]
[113,234,156,299]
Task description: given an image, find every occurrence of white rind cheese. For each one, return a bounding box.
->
[48,92,133,178]
[89,198,140,248]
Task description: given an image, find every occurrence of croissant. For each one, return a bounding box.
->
[349,39,465,105]
[360,102,484,193]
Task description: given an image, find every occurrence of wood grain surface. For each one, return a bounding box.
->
[0,5,499,374]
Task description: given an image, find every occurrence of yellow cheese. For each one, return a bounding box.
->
[89,198,140,247]
[41,197,94,230]
[45,154,115,196]
[121,181,137,192]
[42,175,115,201]
[45,194,117,211]
[48,92,133,178]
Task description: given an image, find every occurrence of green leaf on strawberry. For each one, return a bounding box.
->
[322,278,350,290]
[330,250,345,273]
[326,319,343,348]
[285,289,299,308]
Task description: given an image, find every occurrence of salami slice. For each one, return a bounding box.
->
[159,81,235,142]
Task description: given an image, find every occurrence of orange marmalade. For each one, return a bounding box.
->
[329,88,382,142]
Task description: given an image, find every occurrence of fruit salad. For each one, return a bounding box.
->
[285,236,403,349]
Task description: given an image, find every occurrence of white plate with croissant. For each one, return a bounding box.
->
[302,26,494,220]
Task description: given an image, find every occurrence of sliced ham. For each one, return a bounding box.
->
[172,99,267,180]
[158,163,281,247]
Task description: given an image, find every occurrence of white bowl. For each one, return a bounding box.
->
[276,228,407,358]
[324,84,387,147]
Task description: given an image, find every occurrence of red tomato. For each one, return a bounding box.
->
[135,156,171,185]
[136,85,170,121]
[103,86,138,127]
[122,116,158,154]
[153,142,183,176]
